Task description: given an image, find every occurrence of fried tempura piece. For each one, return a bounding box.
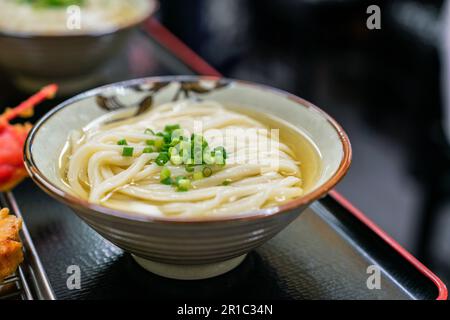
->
[0,208,23,282]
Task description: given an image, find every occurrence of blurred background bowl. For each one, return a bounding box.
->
[0,0,157,95]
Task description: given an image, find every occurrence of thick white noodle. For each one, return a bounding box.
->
[64,99,304,218]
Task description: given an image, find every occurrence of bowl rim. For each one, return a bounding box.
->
[24,75,352,224]
[0,0,157,39]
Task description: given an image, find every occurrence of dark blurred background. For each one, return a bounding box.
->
[158,0,450,283]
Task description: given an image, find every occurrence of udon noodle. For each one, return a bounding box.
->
[60,99,312,218]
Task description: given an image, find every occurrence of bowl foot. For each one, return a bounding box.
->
[132,254,247,280]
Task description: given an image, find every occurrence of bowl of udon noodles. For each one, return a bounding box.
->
[24,76,351,280]
[0,0,156,93]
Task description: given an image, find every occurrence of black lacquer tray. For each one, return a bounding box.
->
[0,18,446,300]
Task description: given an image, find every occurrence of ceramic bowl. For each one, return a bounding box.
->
[24,76,351,280]
[0,0,156,94]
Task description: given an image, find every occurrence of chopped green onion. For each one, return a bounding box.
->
[142,124,227,184]
[170,155,182,165]
[214,151,225,165]
[160,177,173,185]
[171,128,184,140]
[203,149,215,165]
[191,133,208,149]
[214,146,227,159]
[193,171,204,180]
[190,133,199,142]
[160,144,170,152]
[122,146,134,157]
[222,179,232,186]
[174,176,186,184]
[180,148,191,164]
[156,131,171,143]
[170,138,180,147]
[154,139,164,149]
[160,167,171,181]
[117,139,127,145]
[164,124,180,134]
[202,166,212,177]
[155,152,169,166]
[180,141,191,152]
[164,133,171,143]
[192,146,203,165]
[176,178,191,192]
[24,0,85,8]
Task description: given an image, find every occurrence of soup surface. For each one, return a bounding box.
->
[0,0,153,35]
[59,99,321,218]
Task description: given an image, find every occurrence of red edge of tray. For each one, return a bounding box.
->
[329,190,448,301]
[143,17,448,301]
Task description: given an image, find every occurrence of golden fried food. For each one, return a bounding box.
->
[0,208,23,282]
